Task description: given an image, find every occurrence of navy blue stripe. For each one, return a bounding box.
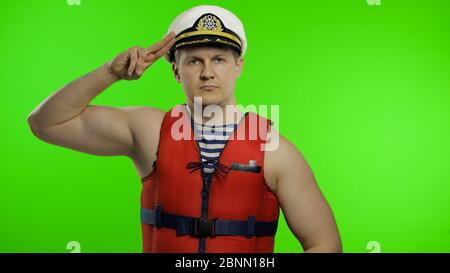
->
[200,147,224,153]
[194,123,237,128]
[198,130,233,136]
[198,139,228,144]
[194,126,235,131]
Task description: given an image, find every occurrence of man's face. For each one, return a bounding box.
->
[171,45,244,107]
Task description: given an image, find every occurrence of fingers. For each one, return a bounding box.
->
[146,31,176,55]
[127,47,138,76]
[144,35,177,66]
[135,48,148,76]
[151,35,177,60]
[124,32,177,79]
[126,46,154,79]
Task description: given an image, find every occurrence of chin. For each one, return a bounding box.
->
[188,89,233,106]
[200,97,222,106]
[192,92,221,103]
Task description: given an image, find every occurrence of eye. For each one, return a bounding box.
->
[214,57,225,63]
[189,59,199,64]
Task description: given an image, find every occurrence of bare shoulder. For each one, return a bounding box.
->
[122,106,166,177]
[123,106,165,131]
[120,105,165,147]
[264,127,312,195]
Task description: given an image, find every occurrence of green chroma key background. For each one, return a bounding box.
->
[0,0,449,252]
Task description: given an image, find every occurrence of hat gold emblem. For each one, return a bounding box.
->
[196,14,224,32]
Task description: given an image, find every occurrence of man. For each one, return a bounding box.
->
[27,5,342,253]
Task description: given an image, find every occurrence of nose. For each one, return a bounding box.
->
[200,62,215,80]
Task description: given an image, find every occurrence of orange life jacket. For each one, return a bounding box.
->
[140,104,279,253]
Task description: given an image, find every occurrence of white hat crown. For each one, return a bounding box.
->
[165,5,247,62]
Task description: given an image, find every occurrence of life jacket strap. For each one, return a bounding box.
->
[140,207,277,238]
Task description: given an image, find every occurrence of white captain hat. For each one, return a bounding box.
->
[164,5,247,63]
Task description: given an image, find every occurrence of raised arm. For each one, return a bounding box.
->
[27,32,176,157]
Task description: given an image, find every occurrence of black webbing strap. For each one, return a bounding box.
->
[140,207,278,238]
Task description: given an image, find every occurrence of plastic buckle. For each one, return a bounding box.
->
[192,218,215,237]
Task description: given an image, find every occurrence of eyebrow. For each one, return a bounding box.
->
[186,54,226,60]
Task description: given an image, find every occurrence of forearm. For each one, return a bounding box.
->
[28,62,119,127]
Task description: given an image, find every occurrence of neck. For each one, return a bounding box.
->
[186,100,243,125]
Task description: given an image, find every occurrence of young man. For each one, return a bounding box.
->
[27,5,342,253]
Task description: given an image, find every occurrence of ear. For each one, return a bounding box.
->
[235,57,244,78]
[171,62,181,83]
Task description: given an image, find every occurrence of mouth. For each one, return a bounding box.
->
[200,85,219,91]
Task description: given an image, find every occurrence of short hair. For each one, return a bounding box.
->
[172,44,241,64]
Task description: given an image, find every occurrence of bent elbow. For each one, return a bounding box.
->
[27,113,45,140]
[304,239,343,253]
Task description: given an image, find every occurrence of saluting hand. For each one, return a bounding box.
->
[107,31,176,81]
